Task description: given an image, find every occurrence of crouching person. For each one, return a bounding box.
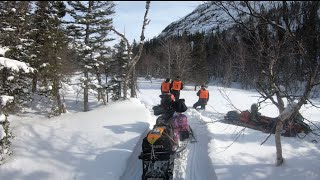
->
[193,85,209,110]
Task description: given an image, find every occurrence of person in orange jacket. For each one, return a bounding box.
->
[161,78,171,94]
[170,76,183,101]
[193,84,209,110]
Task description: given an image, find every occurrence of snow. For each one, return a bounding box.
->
[0,57,34,73]
[0,125,4,139]
[0,114,5,122]
[159,1,291,38]
[0,78,319,180]
[0,95,14,107]
[0,47,9,56]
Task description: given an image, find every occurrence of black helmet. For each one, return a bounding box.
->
[165,78,170,82]
[251,103,258,113]
[201,84,205,88]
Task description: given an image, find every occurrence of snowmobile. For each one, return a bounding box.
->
[138,95,195,180]
[138,123,175,180]
[138,121,196,180]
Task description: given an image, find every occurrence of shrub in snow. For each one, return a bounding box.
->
[0,113,13,165]
[0,96,14,164]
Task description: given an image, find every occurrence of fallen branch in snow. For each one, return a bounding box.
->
[260,119,278,145]
[218,88,241,112]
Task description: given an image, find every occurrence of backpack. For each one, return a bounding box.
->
[240,110,250,123]
[172,114,190,141]
[225,111,240,121]
[173,99,188,113]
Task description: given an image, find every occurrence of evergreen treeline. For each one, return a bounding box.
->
[0,1,135,115]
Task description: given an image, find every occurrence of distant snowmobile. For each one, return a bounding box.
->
[138,94,196,180]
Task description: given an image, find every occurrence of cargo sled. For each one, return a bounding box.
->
[224,104,311,136]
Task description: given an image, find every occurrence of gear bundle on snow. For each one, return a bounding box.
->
[224,104,311,137]
[139,95,195,180]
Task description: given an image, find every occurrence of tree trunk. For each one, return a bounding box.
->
[53,77,62,115]
[130,67,136,98]
[96,72,106,105]
[96,71,102,101]
[32,72,37,93]
[83,70,89,112]
[2,68,8,89]
[275,120,284,166]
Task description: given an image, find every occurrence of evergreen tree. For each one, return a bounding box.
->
[67,1,115,111]
[190,32,208,86]
[29,1,70,115]
[0,1,34,105]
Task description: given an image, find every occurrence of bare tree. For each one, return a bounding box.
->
[213,1,320,166]
[159,38,193,79]
[111,1,151,98]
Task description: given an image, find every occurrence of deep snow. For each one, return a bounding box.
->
[0,78,319,180]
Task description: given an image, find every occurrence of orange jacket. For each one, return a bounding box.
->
[198,89,209,99]
[161,81,171,93]
[171,80,183,91]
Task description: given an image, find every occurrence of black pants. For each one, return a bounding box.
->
[161,91,170,95]
[171,90,180,101]
[193,98,208,110]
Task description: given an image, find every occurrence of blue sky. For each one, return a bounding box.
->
[108,1,202,46]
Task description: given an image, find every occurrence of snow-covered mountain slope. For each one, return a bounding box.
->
[158,1,297,38]
[158,2,231,38]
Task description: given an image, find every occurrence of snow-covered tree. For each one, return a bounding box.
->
[0,1,35,103]
[66,1,115,111]
[0,55,33,164]
[28,1,71,115]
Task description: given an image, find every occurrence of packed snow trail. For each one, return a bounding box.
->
[173,109,217,180]
[120,78,217,180]
[120,105,217,180]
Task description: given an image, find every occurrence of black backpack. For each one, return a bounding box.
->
[173,99,188,113]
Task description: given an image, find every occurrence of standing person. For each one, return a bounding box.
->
[170,76,183,101]
[193,85,209,110]
[161,78,171,94]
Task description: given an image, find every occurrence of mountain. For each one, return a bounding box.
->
[158,2,220,38]
[158,1,283,38]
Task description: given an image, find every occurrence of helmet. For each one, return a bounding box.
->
[251,103,258,113]
[165,78,170,82]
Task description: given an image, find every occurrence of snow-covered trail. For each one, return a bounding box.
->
[121,79,217,180]
[120,108,218,180]
[173,109,217,180]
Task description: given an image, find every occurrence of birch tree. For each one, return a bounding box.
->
[213,1,320,166]
[111,1,150,98]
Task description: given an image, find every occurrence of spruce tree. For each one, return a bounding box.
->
[0,1,34,104]
[67,1,115,111]
[190,32,208,86]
